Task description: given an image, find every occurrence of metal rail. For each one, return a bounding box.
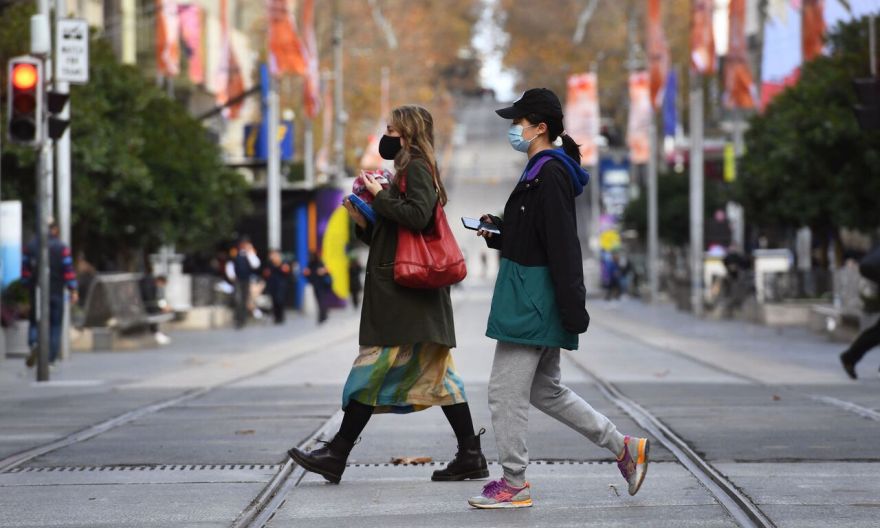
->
[565,352,776,528]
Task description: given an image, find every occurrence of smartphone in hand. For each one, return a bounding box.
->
[461,217,501,235]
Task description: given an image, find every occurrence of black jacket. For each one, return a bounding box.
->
[485,157,589,336]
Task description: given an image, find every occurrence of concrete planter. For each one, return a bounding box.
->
[759,300,816,327]
[3,320,30,358]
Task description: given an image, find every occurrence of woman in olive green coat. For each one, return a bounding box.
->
[288,105,487,485]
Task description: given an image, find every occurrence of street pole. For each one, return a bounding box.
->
[36,0,52,381]
[267,79,281,250]
[647,116,659,302]
[332,0,345,181]
[870,14,877,77]
[55,0,72,361]
[689,69,705,317]
[304,120,314,189]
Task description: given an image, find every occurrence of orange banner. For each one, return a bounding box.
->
[564,73,600,167]
[268,0,307,76]
[690,0,715,75]
[156,0,180,77]
[301,0,321,119]
[647,0,669,109]
[216,0,244,118]
[724,0,757,109]
[802,0,825,62]
[627,72,651,165]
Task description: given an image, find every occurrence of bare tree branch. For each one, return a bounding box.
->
[572,0,601,44]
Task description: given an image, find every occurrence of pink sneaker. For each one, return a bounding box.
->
[617,435,650,496]
[467,478,532,509]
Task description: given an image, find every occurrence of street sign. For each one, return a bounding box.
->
[56,19,89,84]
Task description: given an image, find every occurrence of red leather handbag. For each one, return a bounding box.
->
[394,168,467,289]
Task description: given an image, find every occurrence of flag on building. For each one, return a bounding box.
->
[802,0,825,61]
[178,4,204,85]
[724,0,757,109]
[647,0,669,109]
[268,0,307,76]
[564,73,601,167]
[690,0,715,75]
[156,0,180,77]
[627,72,651,165]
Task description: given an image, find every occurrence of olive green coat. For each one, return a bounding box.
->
[355,158,457,348]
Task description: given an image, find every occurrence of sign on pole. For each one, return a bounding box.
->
[56,19,89,85]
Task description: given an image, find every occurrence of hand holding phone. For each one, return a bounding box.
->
[461,217,500,235]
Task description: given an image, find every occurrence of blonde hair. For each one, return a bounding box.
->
[389,105,447,206]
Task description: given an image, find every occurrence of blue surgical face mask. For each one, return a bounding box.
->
[508,124,538,153]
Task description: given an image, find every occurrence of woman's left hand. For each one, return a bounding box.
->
[363,172,384,196]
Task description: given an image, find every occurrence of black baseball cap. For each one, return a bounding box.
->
[495,88,563,120]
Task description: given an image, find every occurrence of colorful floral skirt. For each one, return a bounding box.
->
[342,343,467,414]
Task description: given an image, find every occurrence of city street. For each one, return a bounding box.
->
[1,98,879,528]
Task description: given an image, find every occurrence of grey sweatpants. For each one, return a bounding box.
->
[489,341,626,487]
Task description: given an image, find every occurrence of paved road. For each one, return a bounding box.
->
[1,98,879,527]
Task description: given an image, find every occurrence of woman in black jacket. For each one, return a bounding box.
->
[467,89,650,509]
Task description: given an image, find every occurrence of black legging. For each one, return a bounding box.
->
[338,401,475,444]
[842,318,880,365]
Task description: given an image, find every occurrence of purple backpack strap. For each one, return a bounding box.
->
[522,156,553,182]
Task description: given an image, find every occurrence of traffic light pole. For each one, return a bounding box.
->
[36,138,51,381]
[55,0,72,362]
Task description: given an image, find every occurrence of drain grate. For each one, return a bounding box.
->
[6,464,281,474]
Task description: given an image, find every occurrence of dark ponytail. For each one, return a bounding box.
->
[524,111,582,166]
[559,134,582,166]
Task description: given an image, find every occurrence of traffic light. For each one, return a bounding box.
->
[853,77,880,131]
[47,90,70,140]
[6,56,44,145]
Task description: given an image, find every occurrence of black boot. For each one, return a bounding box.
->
[288,434,354,484]
[431,428,489,481]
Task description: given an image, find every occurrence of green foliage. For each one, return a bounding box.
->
[622,172,725,247]
[735,16,880,233]
[1,1,249,269]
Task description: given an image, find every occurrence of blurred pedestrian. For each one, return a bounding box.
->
[840,245,880,379]
[140,265,172,345]
[348,256,363,309]
[289,105,487,485]
[22,220,78,367]
[263,249,291,325]
[470,88,649,509]
[225,237,260,329]
[303,252,331,324]
[604,252,623,301]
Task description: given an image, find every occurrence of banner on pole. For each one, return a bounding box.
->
[268,0,307,76]
[156,0,180,77]
[724,0,758,109]
[627,72,651,165]
[564,73,601,167]
[178,4,204,85]
[802,0,825,62]
[690,0,716,75]
[301,0,321,119]
[662,70,677,138]
[647,0,669,109]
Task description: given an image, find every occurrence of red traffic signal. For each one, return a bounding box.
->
[6,56,44,145]
[11,63,38,90]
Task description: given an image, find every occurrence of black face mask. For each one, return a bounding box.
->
[378,134,403,160]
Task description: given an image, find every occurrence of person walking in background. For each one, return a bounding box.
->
[288,105,488,485]
[469,89,649,509]
[225,237,260,329]
[348,256,363,309]
[22,220,78,367]
[139,263,172,345]
[840,245,880,379]
[303,252,332,325]
[263,249,291,325]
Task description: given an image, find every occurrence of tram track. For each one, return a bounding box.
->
[0,322,358,474]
